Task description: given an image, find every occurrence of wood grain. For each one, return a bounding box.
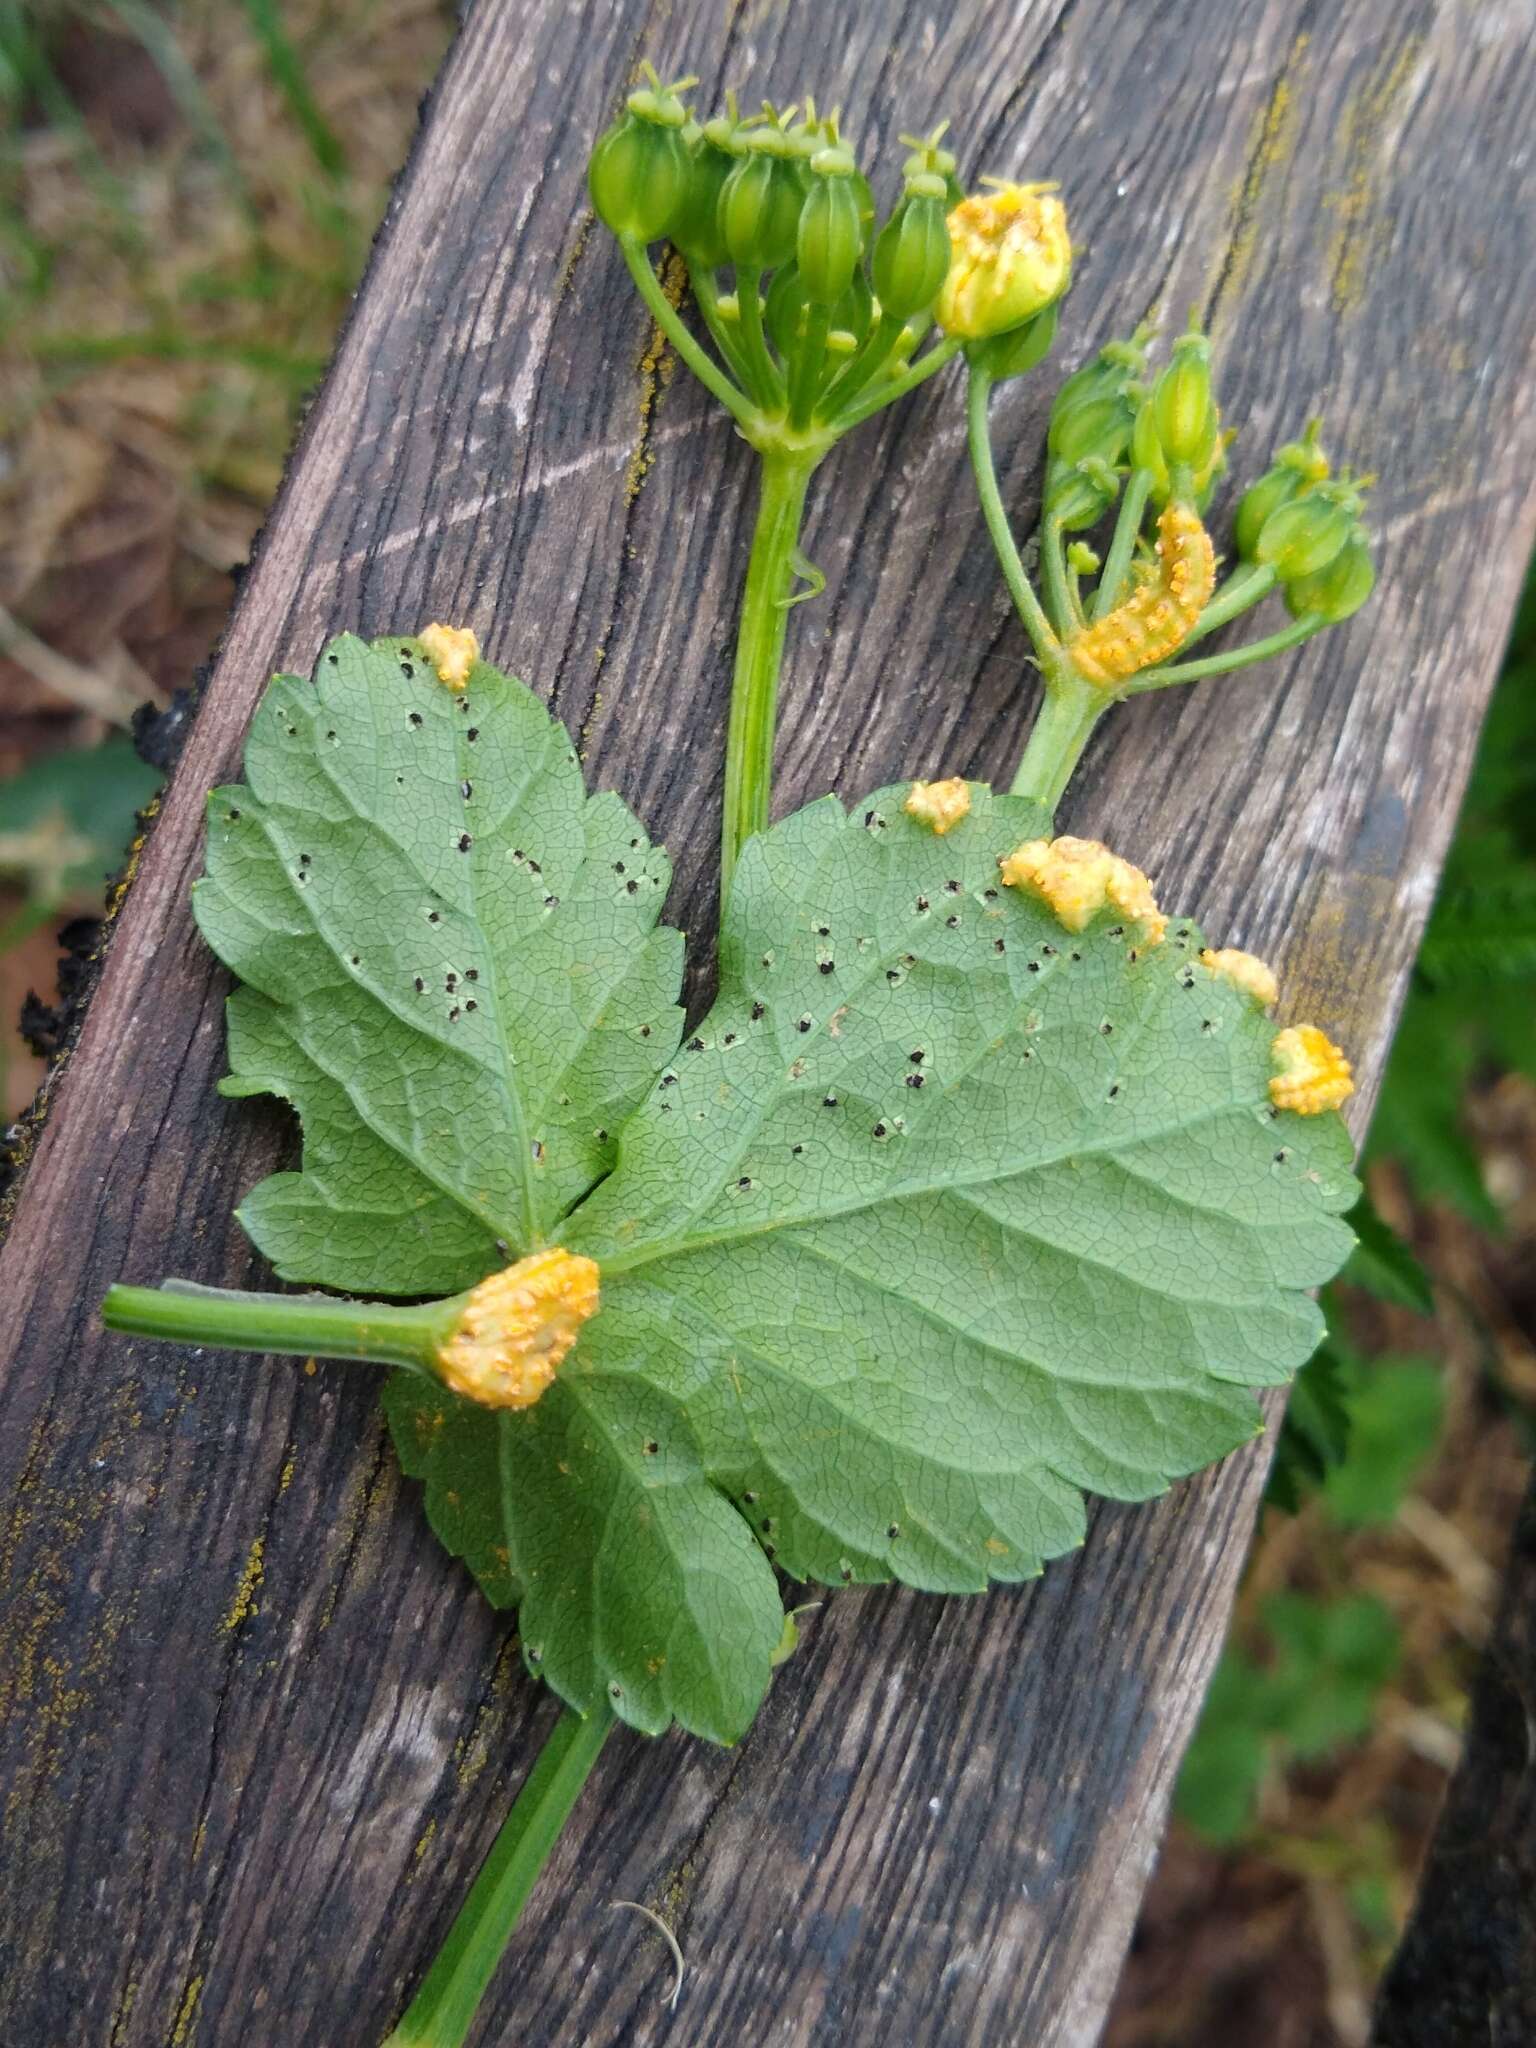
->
[2,2,1534,2043]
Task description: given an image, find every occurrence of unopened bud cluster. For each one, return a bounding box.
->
[1235,424,1376,622]
[1011,310,1380,696]
[588,71,1072,440]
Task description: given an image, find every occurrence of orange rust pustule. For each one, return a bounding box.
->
[434,1248,599,1409]
[1067,502,1216,686]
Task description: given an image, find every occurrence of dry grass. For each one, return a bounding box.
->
[0,0,454,1108]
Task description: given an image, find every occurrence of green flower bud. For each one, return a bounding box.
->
[1150,326,1215,467]
[1131,400,1169,494]
[719,141,804,269]
[1254,482,1359,581]
[871,187,950,322]
[1048,391,1135,468]
[1233,423,1331,560]
[967,298,1060,383]
[834,262,875,346]
[763,262,806,355]
[1044,452,1118,531]
[1283,531,1375,622]
[1049,324,1152,425]
[1152,405,1228,514]
[796,149,863,304]
[1234,472,1293,561]
[588,95,692,244]
[671,124,738,268]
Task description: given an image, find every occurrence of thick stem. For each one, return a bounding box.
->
[382,1703,616,2048]
[618,239,751,425]
[720,447,820,898]
[964,365,1061,665]
[1127,613,1325,690]
[100,1279,451,1370]
[1008,676,1106,811]
[1090,468,1153,620]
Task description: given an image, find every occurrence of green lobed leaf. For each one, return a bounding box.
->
[396,781,1357,1740]
[195,633,684,1297]
[202,648,1358,1747]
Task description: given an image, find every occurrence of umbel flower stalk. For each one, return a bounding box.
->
[588,72,1072,895]
[963,309,1377,808]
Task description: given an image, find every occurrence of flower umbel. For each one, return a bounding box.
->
[435,1249,601,1410]
[937,180,1071,342]
[1269,1025,1354,1116]
[999,834,1165,945]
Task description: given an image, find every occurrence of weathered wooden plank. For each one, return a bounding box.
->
[1,2,1533,2044]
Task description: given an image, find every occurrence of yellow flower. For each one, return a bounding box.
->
[1269,1025,1354,1116]
[998,834,1165,944]
[903,777,972,834]
[1200,947,1279,1009]
[418,622,480,692]
[434,1248,600,1409]
[936,181,1071,341]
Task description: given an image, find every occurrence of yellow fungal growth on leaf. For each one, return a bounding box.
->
[903,778,972,835]
[936,181,1071,341]
[1269,1025,1354,1116]
[1200,946,1279,1009]
[998,834,1166,945]
[434,1248,600,1410]
[418,622,480,692]
[1066,502,1216,687]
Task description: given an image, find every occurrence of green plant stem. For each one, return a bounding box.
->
[732,264,784,409]
[618,239,751,425]
[1128,614,1325,691]
[382,1703,616,2048]
[720,445,821,898]
[835,331,961,431]
[1180,561,1278,647]
[100,1279,452,1368]
[818,309,902,419]
[1091,468,1154,620]
[789,305,830,430]
[689,266,761,396]
[964,364,1061,664]
[1040,512,1077,637]
[1008,675,1106,811]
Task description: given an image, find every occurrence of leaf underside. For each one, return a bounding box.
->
[210,639,1357,1746]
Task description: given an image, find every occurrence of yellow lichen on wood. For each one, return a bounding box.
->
[1066,503,1216,686]
[418,623,479,691]
[903,778,971,834]
[1200,946,1279,1008]
[220,1535,265,1635]
[435,1248,600,1410]
[998,834,1166,944]
[1269,1024,1354,1115]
